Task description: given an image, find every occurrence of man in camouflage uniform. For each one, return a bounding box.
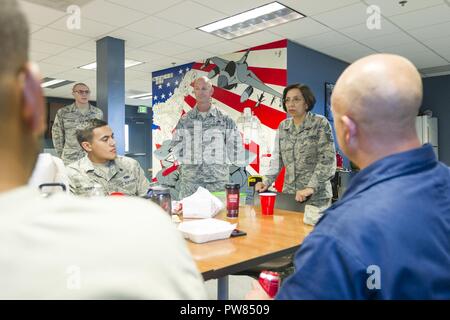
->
[52,83,103,165]
[67,119,150,197]
[170,76,246,199]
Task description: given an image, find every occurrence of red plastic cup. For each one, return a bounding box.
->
[259,192,276,215]
[259,270,280,298]
[110,192,125,196]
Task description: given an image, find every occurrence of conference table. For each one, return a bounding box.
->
[185,205,314,300]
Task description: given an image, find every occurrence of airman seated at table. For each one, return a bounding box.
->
[67,119,150,196]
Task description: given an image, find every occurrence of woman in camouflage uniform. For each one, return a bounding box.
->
[256,84,336,210]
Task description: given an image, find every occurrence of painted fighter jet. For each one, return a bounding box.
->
[201,50,282,105]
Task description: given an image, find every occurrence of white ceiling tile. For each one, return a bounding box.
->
[281,0,361,16]
[149,56,186,70]
[48,17,117,38]
[109,29,158,49]
[407,21,450,42]
[155,1,226,28]
[232,31,284,48]
[141,40,192,56]
[439,51,450,61]
[203,41,247,55]
[30,51,52,62]
[395,50,448,69]
[18,0,66,26]
[382,42,434,55]
[190,0,271,15]
[294,31,352,50]
[125,79,152,92]
[364,0,444,17]
[174,49,215,62]
[76,40,97,51]
[168,30,223,48]
[317,41,376,63]
[359,32,417,50]
[32,27,91,47]
[126,16,189,39]
[106,0,184,15]
[126,49,167,63]
[52,69,96,82]
[312,3,370,29]
[31,39,70,54]
[128,61,170,74]
[378,42,450,69]
[30,23,44,33]
[125,69,150,81]
[389,4,450,30]
[81,0,147,27]
[40,55,90,68]
[56,48,96,61]
[269,17,331,39]
[339,19,401,41]
[38,62,72,76]
[421,36,450,58]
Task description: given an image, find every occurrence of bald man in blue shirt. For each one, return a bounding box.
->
[247,54,450,300]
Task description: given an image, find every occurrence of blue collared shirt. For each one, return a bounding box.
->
[277,144,450,299]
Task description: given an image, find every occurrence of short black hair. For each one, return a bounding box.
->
[76,119,108,148]
[0,0,29,117]
[282,83,316,112]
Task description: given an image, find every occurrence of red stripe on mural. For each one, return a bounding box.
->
[238,39,287,52]
[274,167,286,192]
[212,86,286,130]
[192,62,214,72]
[248,66,287,87]
[191,63,286,87]
[244,142,260,173]
[184,95,196,108]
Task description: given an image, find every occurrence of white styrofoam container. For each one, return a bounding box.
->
[178,218,236,244]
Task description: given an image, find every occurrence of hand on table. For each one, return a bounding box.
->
[295,188,314,202]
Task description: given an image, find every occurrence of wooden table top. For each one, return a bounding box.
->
[185,205,314,280]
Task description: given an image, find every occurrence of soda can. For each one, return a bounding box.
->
[258,270,280,298]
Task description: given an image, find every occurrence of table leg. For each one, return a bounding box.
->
[217,276,229,300]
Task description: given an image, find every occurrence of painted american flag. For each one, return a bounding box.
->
[151,39,288,190]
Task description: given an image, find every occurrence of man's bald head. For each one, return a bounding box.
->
[194,76,213,89]
[193,76,214,111]
[331,54,422,168]
[332,54,422,138]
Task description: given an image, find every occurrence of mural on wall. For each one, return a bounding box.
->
[151,39,288,199]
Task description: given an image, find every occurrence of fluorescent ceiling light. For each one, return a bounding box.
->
[129,93,152,100]
[41,77,75,89]
[41,78,66,88]
[198,1,304,39]
[79,59,144,70]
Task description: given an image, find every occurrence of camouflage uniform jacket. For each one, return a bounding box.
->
[264,112,336,207]
[52,103,103,165]
[67,155,150,197]
[170,105,245,199]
